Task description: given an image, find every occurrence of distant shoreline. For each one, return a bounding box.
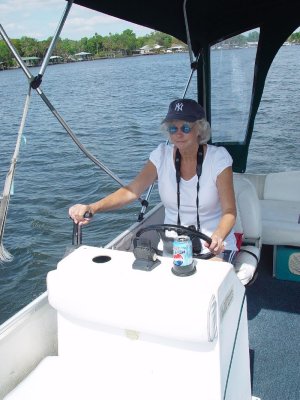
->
[1,43,299,72]
[0,51,188,71]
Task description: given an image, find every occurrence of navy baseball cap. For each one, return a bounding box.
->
[163,98,206,122]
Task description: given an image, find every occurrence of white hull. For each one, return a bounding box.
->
[0,293,57,398]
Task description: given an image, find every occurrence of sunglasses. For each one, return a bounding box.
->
[167,123,194,134]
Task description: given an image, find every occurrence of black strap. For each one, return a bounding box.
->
[175,144,204,230]
[196,145,203,231]
[175,150,181,225]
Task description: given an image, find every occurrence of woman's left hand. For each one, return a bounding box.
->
[205,234,225,255]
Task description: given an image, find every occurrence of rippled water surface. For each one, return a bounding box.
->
[0,48,299,323]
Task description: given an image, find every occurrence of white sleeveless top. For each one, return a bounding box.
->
[149,143,237,251]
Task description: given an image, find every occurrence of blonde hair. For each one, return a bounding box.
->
[195,119,211,144]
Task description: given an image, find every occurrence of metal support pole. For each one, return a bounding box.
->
[182,53,200,99]
[0,25,32,81]
[0,24,130,191]
[35,88,127,187]
[183,0,194,65]
[39,0,73,77]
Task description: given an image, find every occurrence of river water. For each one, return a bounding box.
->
[0,48,299,323]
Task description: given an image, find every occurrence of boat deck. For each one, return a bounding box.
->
[247,245,300,400]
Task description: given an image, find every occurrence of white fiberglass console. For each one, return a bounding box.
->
[6,245,252,400]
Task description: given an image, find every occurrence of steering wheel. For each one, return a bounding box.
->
[135,224,214,260]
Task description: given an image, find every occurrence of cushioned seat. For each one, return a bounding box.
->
[264,171,300,203]
[259,171,300,246]
[260,199,300,246]
[233,174,262,285]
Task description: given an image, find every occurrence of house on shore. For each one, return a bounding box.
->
[166,45,187,53]
[49,56,64,64]
[138,44,164,55]
[74,52,93,61]
[138,45,154,55]
[246,41,258,47]
[21,57,41,67]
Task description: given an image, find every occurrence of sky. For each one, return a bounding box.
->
[0,0,154,40]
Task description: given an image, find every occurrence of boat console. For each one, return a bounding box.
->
[5,245,253,400]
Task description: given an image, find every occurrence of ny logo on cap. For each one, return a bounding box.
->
[174,102,184,112]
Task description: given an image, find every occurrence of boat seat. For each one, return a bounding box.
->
[233,174,262,285]
[259,171,300,246]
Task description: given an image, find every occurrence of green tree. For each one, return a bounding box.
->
[19,36,41,57]
[0,40,13,66]
[119,29,137,54]
[144,31,173,48]
[289,32,300,43]
[78,37,89,52]
[102,33,115,54]
[0,29,191,67]
[39,37,52,58]
[247,31,259,42]
[223,34,247,47]
[60,38,80,56]
[89,33,104,55]
[12,39,23,56]
[136,36,147,49]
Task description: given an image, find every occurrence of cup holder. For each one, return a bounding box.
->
[92,255,111,263]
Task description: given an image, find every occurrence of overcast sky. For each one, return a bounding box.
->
[0,0,153,40]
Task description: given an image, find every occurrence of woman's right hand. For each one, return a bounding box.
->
[68,204,93,225]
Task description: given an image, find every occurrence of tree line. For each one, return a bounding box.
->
[219,31,300,47]
[289,31,300,43]
[0,30,182,67]
[1,29,299,68]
